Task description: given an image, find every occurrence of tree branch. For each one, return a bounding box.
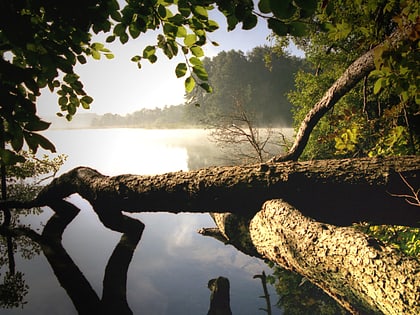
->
[270,23,416,162]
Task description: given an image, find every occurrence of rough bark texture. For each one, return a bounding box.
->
[249,199,420,315]
[25,155,420,227]
[270,23,416,162]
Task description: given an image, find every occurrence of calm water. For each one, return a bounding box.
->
[2,128,287,315]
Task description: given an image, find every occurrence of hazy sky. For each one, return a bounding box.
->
[37,11,301,118]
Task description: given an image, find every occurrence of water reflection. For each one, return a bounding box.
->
[1,199,142,314]
[1,198,273,315]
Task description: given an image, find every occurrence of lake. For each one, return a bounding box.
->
[2,128,292,315]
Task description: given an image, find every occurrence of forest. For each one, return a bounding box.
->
[90,47,304,128]
[1,0,419,314]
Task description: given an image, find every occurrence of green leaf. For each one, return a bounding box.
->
[193,6,208,19]
[189,56,202,66]
[227,15,239,31]
[193,65,208,81]
[148,55,158,63]
[81,100,90,109]
[129,24,141,38]
[63,74,79,84]
[268,18,288,36]
[294,0,317,12]
[77,55,87,64]
[269,0,296,19]
[184,34,197,46]
[175,63,188,78]
[288,22,307,37]
[258,0,271,13]
[190,45,204,57]
[206,20,219,32]
[374,78,384,94]
[11,130,24,152]
[106,35,116,43]
[81,95,93,104]
[0,149,25,166]
[242,13,258,30]
[158,4,167,18]
[33,133,56,152]
[176,25,187,37]
[120,32,129,44]
[58,96,68,106]
[131,55,142,62]
[185,76,195,93]
[114,23,125,36]
[92,50,101,60]
[199,82,212,92]
[25,119,51,131]
[143,45,156,58]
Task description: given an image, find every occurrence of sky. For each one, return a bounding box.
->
[37,9,302,118]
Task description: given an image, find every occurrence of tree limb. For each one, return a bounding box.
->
[270,23,416,162]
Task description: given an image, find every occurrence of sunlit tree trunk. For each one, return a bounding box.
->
[270,23,416,162]
[250,199,420,315]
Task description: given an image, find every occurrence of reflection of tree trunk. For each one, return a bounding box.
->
[249,199,420,315]
[6,199,144,315]
[41,200,102,314]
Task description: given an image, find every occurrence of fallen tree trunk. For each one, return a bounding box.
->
[249,199,420,315]
[14,155,418,227]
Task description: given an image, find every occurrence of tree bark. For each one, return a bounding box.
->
[270,22,417,162]
[19,155,419,227]
[249,199,420,315]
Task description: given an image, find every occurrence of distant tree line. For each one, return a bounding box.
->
[91,46,305,128]
[91,105,191,128]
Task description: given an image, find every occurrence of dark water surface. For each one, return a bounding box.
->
[1,129,285,315]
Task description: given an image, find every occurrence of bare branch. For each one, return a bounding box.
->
[388,173,420,207]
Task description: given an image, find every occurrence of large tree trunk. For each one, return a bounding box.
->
[18,155,419,227]
[270,22,417,162]
[249,199,420,315]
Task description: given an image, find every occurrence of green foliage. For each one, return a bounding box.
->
[0,0,118,163]
[370,0,419,106]
[6,151,67,184]
[265,261,349,315]
[334,126,359,155]
[285,0,419,160]
[185,47,304,127]
[357,224,420,258]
